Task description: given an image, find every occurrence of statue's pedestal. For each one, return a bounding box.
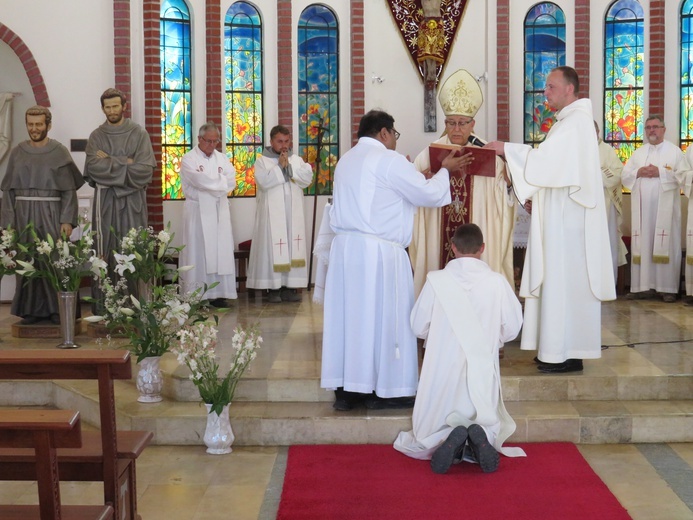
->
[86,322,125,339]
[11,321,80,339]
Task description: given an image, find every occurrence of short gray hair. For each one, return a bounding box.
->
[198,122,220,137]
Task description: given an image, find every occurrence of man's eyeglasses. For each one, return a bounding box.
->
[445,120,474,128]
[200,137,221,145]
[391,129,401,140]
[645,125,663,131]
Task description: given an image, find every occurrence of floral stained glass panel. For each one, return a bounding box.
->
[160,0,192,200]
[604,0,644,163]
[681,0,693,151]
[225,2,263,197]
[523,3,566,146]
[298,5,339,196]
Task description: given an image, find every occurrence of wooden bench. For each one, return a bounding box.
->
[0,350,153,520]
[0,409,113,520]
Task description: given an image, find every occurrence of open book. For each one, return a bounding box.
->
[429,143,497,177]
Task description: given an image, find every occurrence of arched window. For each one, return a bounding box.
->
[297,4,339,195]
[604,0,644,163]
[225,1,263,197]
[523,2,566,147]
[681,0,693,151]
[160,0,193,200]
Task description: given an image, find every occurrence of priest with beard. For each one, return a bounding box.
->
[409,69,515,297]
[1,105,84,324]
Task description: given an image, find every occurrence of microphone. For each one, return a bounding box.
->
[468,134,486,147]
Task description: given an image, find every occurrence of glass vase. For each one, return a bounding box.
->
[56,291,80,349]
[136,355,163,403]
[203,403,234,454]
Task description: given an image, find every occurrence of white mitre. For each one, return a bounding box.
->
[438,69,483,117]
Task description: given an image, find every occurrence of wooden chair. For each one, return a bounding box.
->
[0,409,113,520]
[0,350,152,520]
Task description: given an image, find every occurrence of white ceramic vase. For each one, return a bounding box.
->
[136,355,163,403]
[203,403,234,454]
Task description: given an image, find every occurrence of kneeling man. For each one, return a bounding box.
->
[393,224,525,473]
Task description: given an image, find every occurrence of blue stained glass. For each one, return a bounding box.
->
[523,3,565,146]
[161,0,193,200]
[681,1,693,150]
[298,5,339,196]
[604,0,644,163]
[225,2,264,197]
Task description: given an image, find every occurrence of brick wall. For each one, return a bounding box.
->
[142,0,163,229]
[0,23,50,106]
[649,0,665,117]
[575,0,590,97]
[496,0,510,141]
[277,0,293,127]
[351,0,365,146]
[206,1,223,133]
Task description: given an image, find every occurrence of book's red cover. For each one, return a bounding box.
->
[429,143,497,177]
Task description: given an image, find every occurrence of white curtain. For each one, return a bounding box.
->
[0,93,13,163]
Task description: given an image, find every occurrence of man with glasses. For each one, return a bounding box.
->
[247,125,313,303]
[622,116,686,303]
[321,109,466,411]
[84,88,155,311]
[179,122,237,308]
[410,69,515,297]
[486,66,615,374]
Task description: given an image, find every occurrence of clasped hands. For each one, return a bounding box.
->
[637,164,660,178]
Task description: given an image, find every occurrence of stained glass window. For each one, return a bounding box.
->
[523,3,565,147]
[298,5,339,196]
[681,0,693,151]
[604,0,644,163]
[160,0,193,200]
[225,2,263,197]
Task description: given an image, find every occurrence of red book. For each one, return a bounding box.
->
[428,143,497,177]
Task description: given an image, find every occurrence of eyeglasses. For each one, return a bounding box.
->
[445,119,473,128]
[645,125,663,130]
[200,136,221,145]
[391,129,401,140]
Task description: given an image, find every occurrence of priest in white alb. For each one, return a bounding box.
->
[622,116,685,303]
[678,149,693,302]
[596,121,627,283]
[486,66,615,374]
[410,69,515,296]
[394,224,524,474]
[179,122,237,307]
[247,125,313,303]
[321,110,467,411]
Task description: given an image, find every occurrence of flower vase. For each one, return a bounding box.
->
[203,403,234,454]
[56,291,80,349]
[136,356,163,403]
[137,279,153,304]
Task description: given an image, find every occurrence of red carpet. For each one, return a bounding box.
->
[277,443,631,519]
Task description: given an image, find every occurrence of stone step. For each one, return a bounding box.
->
[9,379,689,446]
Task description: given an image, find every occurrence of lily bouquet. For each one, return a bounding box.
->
[16,225,107,291]
[0,226,21,277]
[91,278,214,362]
[115,225,182,286]
[173,323,262,415]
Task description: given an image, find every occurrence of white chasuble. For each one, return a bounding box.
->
[504,98,615,363]
[623,141,685,294]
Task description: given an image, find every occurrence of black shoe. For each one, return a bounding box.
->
[431,426,468,474]
[538,359,583,373]
[268,290,282,303]
[661,293,677,303]
[533,356,550,365]
[19,316,40,325]
[280,288,302,302]
[50,314,60,325]
[467,424,500,473]
[333,388,367,411]
[209,298,231,308]
[364,394,415,410]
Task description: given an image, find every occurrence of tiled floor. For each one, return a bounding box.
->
[0,292,692,519]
